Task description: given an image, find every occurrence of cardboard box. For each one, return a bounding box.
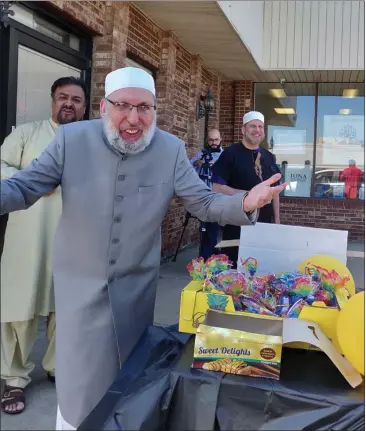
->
[192,310,363,388]
[216,223,348,275]
[193,310,283,379]
[179,280,342,352]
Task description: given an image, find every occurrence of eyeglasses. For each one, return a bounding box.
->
[106,99,156,115]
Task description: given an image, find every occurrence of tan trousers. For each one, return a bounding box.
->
[1,313,56,388]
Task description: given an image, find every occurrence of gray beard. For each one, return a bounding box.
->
[102,115,156,155]
[244,133,263,148]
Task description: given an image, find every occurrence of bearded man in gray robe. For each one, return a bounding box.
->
[0,67,286,430]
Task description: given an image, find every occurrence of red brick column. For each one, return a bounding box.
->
[91,2,130,118]
[233,80,253,142]
[156,32,177,134]
[208,73,221,131]
[47,1,105,34]
[219,81,235,147]
[186,55,203,158]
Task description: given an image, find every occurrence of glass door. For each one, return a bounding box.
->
[16,45,81,126]
[0,3,91,143]
[0,2,92,258]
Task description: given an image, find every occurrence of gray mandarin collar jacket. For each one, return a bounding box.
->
[0,119,257,427]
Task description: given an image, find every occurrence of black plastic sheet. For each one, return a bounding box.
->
[78,325,365,431]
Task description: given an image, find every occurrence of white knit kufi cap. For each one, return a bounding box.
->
[243,111,265,125]
[105,67,155,98]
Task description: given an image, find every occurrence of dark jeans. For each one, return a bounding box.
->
[200,222,220,261]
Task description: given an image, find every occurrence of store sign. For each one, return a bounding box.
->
[321,115,364,167]
[323,115,364,145]
[283,165,312,197]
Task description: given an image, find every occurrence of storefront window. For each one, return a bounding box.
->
[255,82,365,200]
[315,83,365,200]
[124,56,154,76]
[11,3,80,51]
[255,83,316,197]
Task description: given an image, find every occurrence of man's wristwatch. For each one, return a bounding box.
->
[242,192,254,216]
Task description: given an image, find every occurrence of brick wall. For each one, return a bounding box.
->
[233,81,253,142]
[219,80,254,146]
[209,73,221,131]
[160,42,197,257]
[219,81,235,146]
[127,4,162,70]
[46,0,105,34]
[281,198,365,240]
[172,45,191,141]
[91,3,130,117]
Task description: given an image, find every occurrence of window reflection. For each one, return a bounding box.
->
[16,46,81,126]
[255,83,316,197]
[315,83,365,200]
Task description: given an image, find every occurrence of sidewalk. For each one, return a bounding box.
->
[1,242,364,430]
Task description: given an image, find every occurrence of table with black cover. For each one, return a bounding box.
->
[78,325,364,431]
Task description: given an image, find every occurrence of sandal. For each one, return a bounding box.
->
[1,386,25,414]
[47,372,55,383]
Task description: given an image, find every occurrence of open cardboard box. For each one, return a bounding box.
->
[179,280,342,352]
[217,223,348,276]
[192,310,363,388]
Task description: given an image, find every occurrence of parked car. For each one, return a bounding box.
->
[314,169,345,198]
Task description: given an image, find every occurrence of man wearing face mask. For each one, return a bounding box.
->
[212,111,282,268]
[0,68,286,429]
[1,76,87,415]
[190,129,223,259]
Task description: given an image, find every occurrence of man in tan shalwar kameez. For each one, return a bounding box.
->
[1,76,87,414]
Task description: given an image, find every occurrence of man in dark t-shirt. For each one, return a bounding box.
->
[212,111,281,267]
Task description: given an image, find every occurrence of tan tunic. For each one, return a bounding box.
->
[1,119,62,322]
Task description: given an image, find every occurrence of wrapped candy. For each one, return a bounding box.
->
[188,254,347,320]
[187,254,231,281]
[276,295,290,316]
[247,276,268,298]
[260,290,279,312]
[305,295,316,306]
[205,254,232,279]
[286,299,307,318]
[273,272,320,298]
[240,257,258,279]
[211,270,248,296]
[202,278,216,293]
[304,263,350,292]
[186,257,205,280]
[314,289,334,305]
[239,296,277,316]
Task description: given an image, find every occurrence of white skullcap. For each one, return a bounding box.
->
[105,67,155,98]
[243,111,265,125]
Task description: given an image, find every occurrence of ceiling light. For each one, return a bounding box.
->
[339,109,351,115]
[274,108,295,115]
[343,89,358,98]
[270,89,287,98]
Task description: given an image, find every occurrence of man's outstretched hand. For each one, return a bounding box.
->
[243,174,287,213]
